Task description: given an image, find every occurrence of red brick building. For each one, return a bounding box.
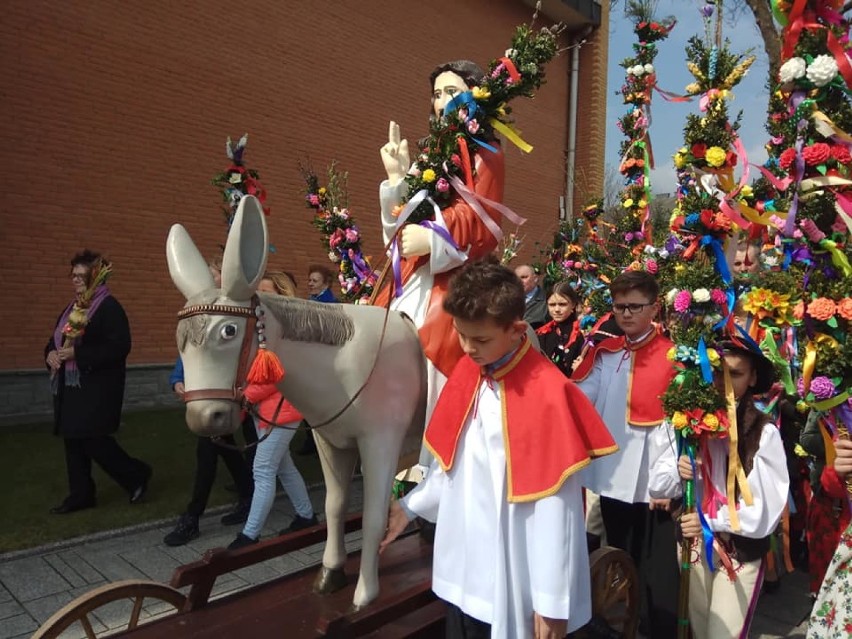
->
[0,0,608,420]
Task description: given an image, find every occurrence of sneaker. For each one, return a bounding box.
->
[163,514,199,547]
[227,532,259,550]
[220,501,251,526]
[279,514,318,535]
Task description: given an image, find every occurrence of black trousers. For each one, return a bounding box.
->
[600,496,679,638]
[64,435,150,504]
[185,435,253,517]
[444,603,491,639]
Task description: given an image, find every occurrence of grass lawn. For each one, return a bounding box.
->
[0,409,323,554]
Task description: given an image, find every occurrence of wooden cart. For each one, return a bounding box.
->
[32,514,639,638]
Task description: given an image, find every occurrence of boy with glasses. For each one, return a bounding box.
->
[572,270,679,636]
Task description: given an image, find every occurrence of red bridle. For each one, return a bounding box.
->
[177,296,258,404]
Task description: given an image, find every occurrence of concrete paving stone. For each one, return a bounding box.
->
[0,600,24,621]
[0,614,38,639]
[157,542,205,567]
[0,583,11,603]
[282,549,320,568]
[58,549,110,585]
[72,552,147,584]
[91,596,155,633]
[0,556,70,602]
[79,529,166,554]
[43,553,87,589]
[141,597,183,619]
[119,546,184,584]
[232,554,306,586]
[22,584,101,625]
[209,573,250,600]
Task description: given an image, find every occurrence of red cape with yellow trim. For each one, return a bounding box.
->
[572,331,675,426]
[424,339,618,503]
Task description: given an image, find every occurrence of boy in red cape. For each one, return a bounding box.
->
[381,257,616,638]
[572,270,679,636]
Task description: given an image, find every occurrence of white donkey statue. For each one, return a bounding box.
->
[166,195,427,609]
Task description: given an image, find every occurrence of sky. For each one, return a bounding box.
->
[604,0,772,194]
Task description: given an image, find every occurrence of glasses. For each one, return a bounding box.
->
[612,303,653,315]
[70,273,87,281]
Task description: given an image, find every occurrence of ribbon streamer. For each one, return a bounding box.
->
[448,175,527,244]
[489,118,533,153]
[724,364,754,535]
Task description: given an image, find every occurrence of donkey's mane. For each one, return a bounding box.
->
[260,294,354,346]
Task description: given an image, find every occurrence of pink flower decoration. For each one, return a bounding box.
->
[329,229,345,249]
[344,228,359,243]
[645,259,658,274]
[800,218,826,243]
[467,119,480,134]
[450,154,462,167]
[832,215,848,234]
[710,289,726,305]
[308,194,320,206]
[674,290,692,313]
[436,178,450,193]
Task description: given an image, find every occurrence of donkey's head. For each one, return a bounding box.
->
[166,195,269,436]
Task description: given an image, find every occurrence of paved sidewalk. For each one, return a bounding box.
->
[0,477,815,638]
[0,481,364,639]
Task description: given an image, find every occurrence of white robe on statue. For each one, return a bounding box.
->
[576,348,655,503]
[402,377,591,638]
[380,179,470,466]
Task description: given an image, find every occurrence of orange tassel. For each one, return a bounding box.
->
[247,348,285,384]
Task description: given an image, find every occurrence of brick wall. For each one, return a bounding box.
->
[1,0,607,372]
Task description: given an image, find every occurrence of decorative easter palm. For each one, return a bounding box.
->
[615,0,676,259]
[302,162,377,304]
[766,0,852,499]
[657,3,758,635]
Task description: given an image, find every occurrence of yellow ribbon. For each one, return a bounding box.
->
[818,416,837,468]
[812,110,852,144]
[488,118,533,153]
[802,333,841,395]
[737,201,787,225]
[724,365,753,534]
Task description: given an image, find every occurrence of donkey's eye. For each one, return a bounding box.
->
[220,324,238,340]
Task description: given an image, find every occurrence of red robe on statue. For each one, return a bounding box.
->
[373,148,505,378]
[425,339,618,502]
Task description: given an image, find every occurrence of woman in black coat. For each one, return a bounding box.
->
[45,250,151,514]
[535,281,584,377]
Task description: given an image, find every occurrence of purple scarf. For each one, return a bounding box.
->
[52,285,111,392]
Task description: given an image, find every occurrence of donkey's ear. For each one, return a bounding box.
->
[221,195,268,301]
[167,224,215,300]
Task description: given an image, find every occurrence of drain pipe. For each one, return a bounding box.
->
[565,26,594,222]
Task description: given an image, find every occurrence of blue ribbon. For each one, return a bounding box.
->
[697,336,713,384]
[682,436,716,572]
[699,235,732,285]
[443,91,498,153]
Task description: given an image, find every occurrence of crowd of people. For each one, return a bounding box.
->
[42,51,852,639]
[45,252,331,549]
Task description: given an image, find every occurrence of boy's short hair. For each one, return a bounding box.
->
[443,257,525,326]
[610,270,659,302]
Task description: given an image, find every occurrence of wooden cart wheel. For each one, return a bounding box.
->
[31,579,186,639]
[588,546,640,639]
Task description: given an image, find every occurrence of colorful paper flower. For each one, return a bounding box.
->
[705,146,727,167]
[674,290,693,312]
[802,142,831,166]
[837,298,852,321]
[810,376,837,399]
[807,297,837,321]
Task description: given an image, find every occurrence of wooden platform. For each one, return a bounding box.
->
[116,531,440,638]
